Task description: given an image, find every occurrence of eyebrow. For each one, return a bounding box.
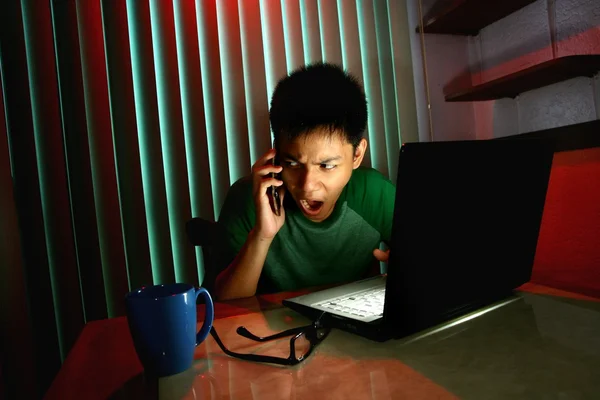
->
[318,156,342,164]
[282,154,342,164]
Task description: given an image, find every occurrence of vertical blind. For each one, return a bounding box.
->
[0,0,419,397]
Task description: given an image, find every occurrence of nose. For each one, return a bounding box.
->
[299,169,320,193]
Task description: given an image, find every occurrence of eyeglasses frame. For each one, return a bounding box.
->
[209,312,330,366]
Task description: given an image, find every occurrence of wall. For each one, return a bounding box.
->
[472,0,600,139]
[407,0,600,297]
[406,0,477,142]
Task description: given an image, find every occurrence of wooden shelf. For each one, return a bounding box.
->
[416,0,537,35]
[494,119,600,153]
[445,55,600,102]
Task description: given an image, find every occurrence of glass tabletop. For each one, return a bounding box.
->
[111,291,600,399]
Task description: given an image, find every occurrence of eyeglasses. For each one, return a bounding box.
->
[209,312,331,366]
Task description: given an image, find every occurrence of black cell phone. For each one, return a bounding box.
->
[270,156,281,216]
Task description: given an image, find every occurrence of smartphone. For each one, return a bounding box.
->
[270,150,281,216]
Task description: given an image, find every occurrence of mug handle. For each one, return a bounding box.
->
[195,287,214,345]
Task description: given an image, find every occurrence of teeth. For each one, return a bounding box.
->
[301,200,317,210]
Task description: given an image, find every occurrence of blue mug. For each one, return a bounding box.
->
[125,283,214,377]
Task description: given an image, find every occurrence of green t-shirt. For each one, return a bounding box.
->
[215,166,396,293]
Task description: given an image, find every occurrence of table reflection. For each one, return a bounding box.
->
[111,291,600,400]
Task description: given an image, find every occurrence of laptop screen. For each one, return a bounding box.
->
[384,139,554,331]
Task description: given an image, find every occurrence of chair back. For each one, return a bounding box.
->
[185,217,219,292]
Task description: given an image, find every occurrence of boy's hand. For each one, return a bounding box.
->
[365,248,389,277]
[252,148,286,241]
[373,248,389,263]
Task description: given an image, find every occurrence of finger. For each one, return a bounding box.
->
[252,148,277,171]
[273,185,286,218]
[252,165,282,194]
[258,177,283,197]
[373,248,389,262]
[253,163,283,178]
[278,185,286,203]
[271,185,286,218]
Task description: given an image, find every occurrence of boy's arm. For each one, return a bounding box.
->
[214,230,272,300]
[213,149,285,300]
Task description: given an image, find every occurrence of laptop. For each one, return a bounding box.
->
[282,138,554,342]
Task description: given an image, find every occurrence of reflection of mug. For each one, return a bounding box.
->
[125,283,214,377]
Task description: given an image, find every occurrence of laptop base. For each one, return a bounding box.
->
[283,297,392,343]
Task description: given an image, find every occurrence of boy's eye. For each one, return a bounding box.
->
[285,160,299,167]
[321,164,336,170]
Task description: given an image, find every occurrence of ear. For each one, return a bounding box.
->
[352,138,368,169]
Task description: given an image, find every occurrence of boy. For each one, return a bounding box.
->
[214,62,395,300]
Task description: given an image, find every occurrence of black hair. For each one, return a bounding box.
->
[269,62,368,148]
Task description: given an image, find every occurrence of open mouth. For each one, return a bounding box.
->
[299,199,324,216]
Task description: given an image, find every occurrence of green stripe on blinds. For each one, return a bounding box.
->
[386,0,420,147]
[336,0,371,168]
[260,0,287,107]
[216,0,251,185]
[385,0,404,154]
[100,0,154,292]
[125,0,175,284]
[195,0,230,219]
[21,0,68,361]
[51,0,108,325]
[173,0,213,284]
[317,0,342,65]
[373,0,400,183]
[149,0,197,285]
[77,0,130,318]
[357,0,387,177]
[300,0,321,64]
[240,0,271,165]
[281,0,305,73]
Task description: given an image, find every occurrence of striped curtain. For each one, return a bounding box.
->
[0,0,418,397]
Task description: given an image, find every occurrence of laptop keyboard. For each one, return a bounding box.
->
[313,286,386,321]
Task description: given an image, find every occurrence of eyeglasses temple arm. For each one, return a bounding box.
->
[236,325,306,342]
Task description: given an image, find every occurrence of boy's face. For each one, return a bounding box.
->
[277,129,367,222]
